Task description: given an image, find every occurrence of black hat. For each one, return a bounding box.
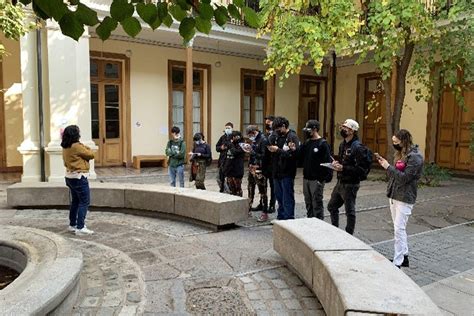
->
[304,120,320,132]
[193,133,203,141]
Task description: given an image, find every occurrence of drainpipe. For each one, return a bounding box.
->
[330,51,337,149]
[36,27,46,182]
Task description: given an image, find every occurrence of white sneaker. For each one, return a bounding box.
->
[75,226,94,236]
[67,225,76,232]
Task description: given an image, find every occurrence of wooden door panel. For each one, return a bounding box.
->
[436,90,456,169]
[363,78,387,158]
[104,142,122,166]
[437,145,456,168]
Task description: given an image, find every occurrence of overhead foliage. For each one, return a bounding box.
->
[12,0,260,44]
[0,0,37,58]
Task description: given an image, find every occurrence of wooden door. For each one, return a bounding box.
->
[436,86,474,170]
[363,77,387,157]
[90,59,123,166]
[0,62,6,169]
[298,77,320,140]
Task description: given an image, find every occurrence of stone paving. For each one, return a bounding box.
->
[1,168,473,315]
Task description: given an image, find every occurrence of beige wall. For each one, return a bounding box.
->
[1,36,23,167]
[334,62,428,155]
[90,38,308,158]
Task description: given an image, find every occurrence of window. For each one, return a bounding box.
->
[169,64,203,136]
[241,70,266,132]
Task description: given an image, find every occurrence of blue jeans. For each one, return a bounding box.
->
[65,176,90,229]
[169,164,184,187]
[274,177,295,220]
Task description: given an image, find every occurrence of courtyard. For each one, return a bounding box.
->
[0,167,473,315]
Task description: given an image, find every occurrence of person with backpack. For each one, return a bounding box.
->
[189,132,212,190]
[223,131,245,196]
[165,126,186,187]
[268,116,300,220]
[327,119,371,235]
[295,120,333,220]
[216,122,234,193]
[263,116,276,213]
[376,129,423,268]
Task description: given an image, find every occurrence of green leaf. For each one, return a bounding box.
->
[242,6,259,28]
[169,4,187,22]
[32,2,49,20]
[150,17,162,30]
[121,17,141,38]
[198,3,214,20]
[59,12,84,41]
[195,16,212,34]
[202,0,211,4]
[157,2,168,20]
[214,6,228,27]
[179,17,195,42]
[137,2,158,25]
[76,3,99,26]
[110,0,134,22]
[233,0,244,8]
[35,0,68,21]
[96,17,118,41]
[163,14,173,27]
[227,4,241,21]
[176,0,191,11]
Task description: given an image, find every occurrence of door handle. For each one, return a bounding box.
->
[103,138,105,144]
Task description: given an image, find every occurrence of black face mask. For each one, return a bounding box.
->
[265,124,272,131]
[277,129,286,136]
[340,130,349,138]
[393,144,402,151]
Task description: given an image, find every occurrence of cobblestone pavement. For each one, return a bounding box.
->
[1,168,473,315]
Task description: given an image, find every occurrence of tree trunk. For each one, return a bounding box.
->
[383,77,394,162]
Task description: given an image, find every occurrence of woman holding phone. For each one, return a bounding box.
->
[376,129,423,268]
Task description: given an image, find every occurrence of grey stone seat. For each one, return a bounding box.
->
[273,218,441,315]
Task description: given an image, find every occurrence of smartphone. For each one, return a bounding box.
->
[374,152,381,160]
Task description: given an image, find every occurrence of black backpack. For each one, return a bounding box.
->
[350,140,372,181]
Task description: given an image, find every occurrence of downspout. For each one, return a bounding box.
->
[330,51,337,149]
[36,27,46,182]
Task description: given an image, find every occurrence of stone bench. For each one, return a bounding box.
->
[0,225,83,315]
[6,182,248,229]
[132,155,168,169]
[273,218,441,315]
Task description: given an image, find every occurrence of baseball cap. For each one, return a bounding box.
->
[342,119,359,131]
[303,120,320,132]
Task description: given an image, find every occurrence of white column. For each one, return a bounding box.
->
[18,27,41,182]
[44,22,97,182]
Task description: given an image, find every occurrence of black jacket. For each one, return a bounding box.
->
[216,134,232,168]
[261,131,274,178]
[336,136,369,184]
[298,138,332,182]
[386,146,423,204]
[248,132,266,167]
[223,140,245,178]
[191,142,211,162]
[270,130,300,179]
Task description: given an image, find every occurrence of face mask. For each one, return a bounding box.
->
[265,124,272,130]
[174,134,181,140]
[340,130,349,138]
[195,140,202,145]
[393,144,402,151]
[225,128,232,135]
[276,129,286,136]
[249,135,256,141]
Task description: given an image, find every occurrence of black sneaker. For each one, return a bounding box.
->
[267,206,276,213]
[401,255,409,267]
[250,204,263,212]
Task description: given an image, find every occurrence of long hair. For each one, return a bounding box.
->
[61,125,81,149]
[393,129,413,162]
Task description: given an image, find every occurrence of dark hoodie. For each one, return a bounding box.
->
[223,139,245,178]
[269,130,300,179]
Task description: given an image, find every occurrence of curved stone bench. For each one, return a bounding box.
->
[0,225,83,315]
[273,218,441,315]
[7,182,248,229]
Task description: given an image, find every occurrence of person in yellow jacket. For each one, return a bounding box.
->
[61,125,95,235]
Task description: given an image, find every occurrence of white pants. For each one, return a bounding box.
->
[389,198,414,266]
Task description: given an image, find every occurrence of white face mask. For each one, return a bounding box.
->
[174,134,181,139]
[224,128,233,135]
[249,135,256,141]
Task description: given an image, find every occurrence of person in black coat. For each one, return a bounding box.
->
[296,120,333,219]
[267,116,300,220]
[223,131,245,196]
[215,122,233,192]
